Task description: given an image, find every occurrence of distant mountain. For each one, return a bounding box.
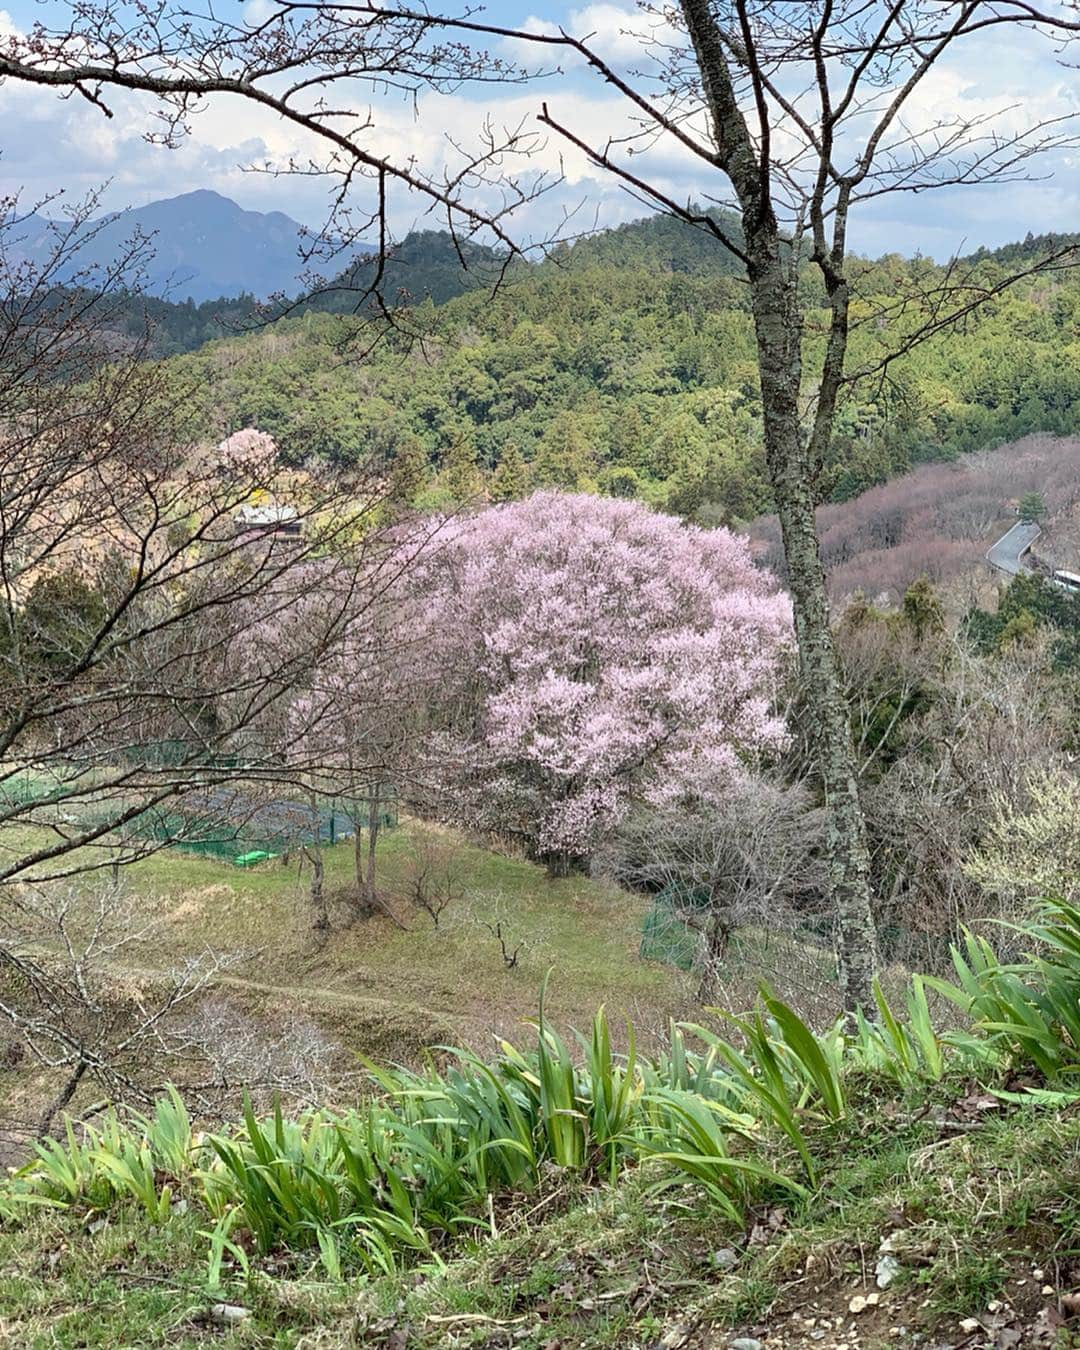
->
[92,211,744,354]
[45,203,1076,362]
[16,190,319,302]
[304,214,749,314]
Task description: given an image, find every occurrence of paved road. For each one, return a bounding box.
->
[986,520,1041,575]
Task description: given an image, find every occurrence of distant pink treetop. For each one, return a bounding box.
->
[218,427,278,478]
[411,491,793,860]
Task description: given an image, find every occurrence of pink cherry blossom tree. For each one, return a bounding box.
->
[218,428,278,481]
[285,614,418,926]
[411,492,792,874]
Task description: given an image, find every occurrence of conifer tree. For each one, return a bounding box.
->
[491,444,529,501]
[532,413,595,490]
[389,435,429,504]
[1018,491,1047,524]
[442,432,483,505]
[612,404,650,475]
[651,413,708,480]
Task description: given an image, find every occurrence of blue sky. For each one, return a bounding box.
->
[1,0,1078,258]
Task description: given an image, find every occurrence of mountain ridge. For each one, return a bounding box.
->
[16,189,316,302]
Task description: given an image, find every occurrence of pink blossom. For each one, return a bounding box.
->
[409,492,793,860]
[218,427,278,478]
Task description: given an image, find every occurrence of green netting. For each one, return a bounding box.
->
[4,753,400,868]
[0,770,66,806]
[0,765,106,811]
[119,740,251,768]
[657,882,712,911]
[640,885,708,971]
[235,850,278,867]
[125,790,399,866]
[128,804,337,863]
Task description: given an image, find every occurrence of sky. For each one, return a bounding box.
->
[1,0,1078,259]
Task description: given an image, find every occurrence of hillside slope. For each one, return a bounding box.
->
[156,219,1080,524]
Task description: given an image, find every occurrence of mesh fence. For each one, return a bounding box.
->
[126,789,398,864]
[119,741,259,770]
[0,764,110,807]
[639,883,710,971]
[0,770,66,807]
[3,752,398,868]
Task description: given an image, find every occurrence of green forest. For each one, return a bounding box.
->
[147,213,1080,522]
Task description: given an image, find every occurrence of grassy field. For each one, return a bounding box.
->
[0,815,697,1129]
[118,819,691,1039]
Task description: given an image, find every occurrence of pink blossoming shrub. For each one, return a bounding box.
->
[218,427,278,478]
[413,492,792,867]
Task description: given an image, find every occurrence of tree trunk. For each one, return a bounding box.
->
[310,844,327,931]
[307,794,328,933]
[675,0,877,1011]
[39,1056,88,1138]
[364,785,380,906]
[697,907,734,1005]
[544,849,573,878]
[748,254,877,1011]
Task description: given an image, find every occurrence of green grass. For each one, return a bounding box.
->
[0,816,695,1125]
[0,1206,346,1347]
[134,821,684,1031]
[5,1093,1080,1348]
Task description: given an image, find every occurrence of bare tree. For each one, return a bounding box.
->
[3,3,1079,1004]
[175,996,347,1115]
[0,876,352,1141]
[400,830,465,928]
[0,196,439,1127]
[0,193,418,900]
[482,916,523,971]
[0,880,232,1137]
[278,598,433,928]
[600,777,825,1003]
[829,606,1070,969]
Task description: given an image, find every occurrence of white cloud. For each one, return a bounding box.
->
[0,10,1076,258]
[514,2,670,63]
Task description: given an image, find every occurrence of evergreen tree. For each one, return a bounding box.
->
[442,432,484,504]
[900,576,945,641]
[1018,490,1047,523]
[18,571,109,678]
[491,444,529,501]
[389,434,428,503]
[532,413,595,490]
[611,403,649,473]
[597,465,642,499]
[651,412,707,479]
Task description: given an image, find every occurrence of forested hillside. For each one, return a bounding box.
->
[153,215,1080,521]
[749,434,1080,600]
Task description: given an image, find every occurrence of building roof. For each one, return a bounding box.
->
[234,504,300,527]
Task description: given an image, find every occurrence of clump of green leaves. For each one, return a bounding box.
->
[5,996,832,1282]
